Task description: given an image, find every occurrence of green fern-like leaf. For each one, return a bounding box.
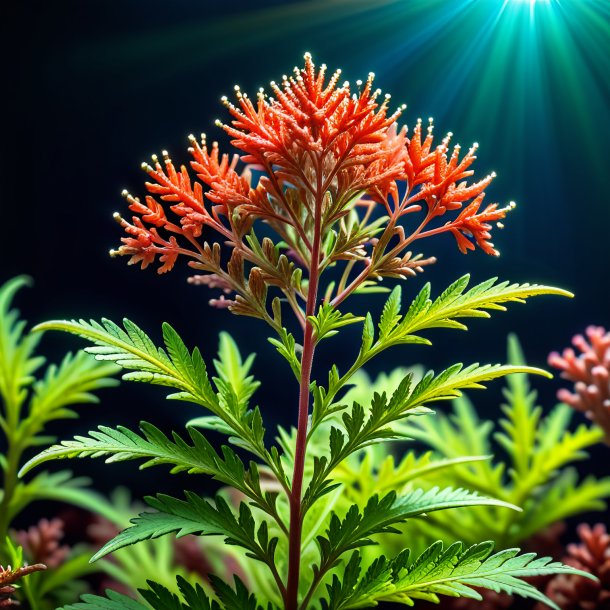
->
[213,332,259,415]
[208,574,265,610]
[401,335,610,548]
[0,276,45,422]
[21,422,238,476]
[60,589,149,610]
[30,320,281,467]
[368,276,572,352]
[19,423,282,524]
[140,577,221,610]
[20,351,119,445]
[322,542,592,610]
[313,487,518,586]
[60,576,221,610]
[91,492,274,567]
[517,468,610,540]
[312,277,569,430]
[403,394,505,499]
[33,318,219,412]
[306,362,549,507]
[308,304,364,342]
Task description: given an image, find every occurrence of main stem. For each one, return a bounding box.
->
[286,177,323,610]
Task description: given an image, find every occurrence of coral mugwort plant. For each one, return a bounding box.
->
[21,55,591,610]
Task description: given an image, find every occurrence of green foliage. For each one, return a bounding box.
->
[313,488,517,575]
[395,335,610,548]
[60,590,150,610]
[60,575,262,610]
[31,318,219,410]
[21,275,584,610]
[19,422,282,523]
[32,318,286,484]
[0,276,121,608]
[308,304,364,342]
[213,332,260,413]
[8,470,114,524]
[0,278,117,443]
[305,362,550,509]
[90,493,276,565]
[0,277,44,423]
[87,488,234,598]
[310,276,567,433]
[321,542,593,610]
[268,327,301,380]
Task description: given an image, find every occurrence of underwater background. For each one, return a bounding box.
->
[3,0,610,506]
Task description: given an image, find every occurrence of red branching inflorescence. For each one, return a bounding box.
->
[0,563,46,607]
[112,54,514,319]
[548,326,610,441]
[536,523,610,610]
[14,518,70,569]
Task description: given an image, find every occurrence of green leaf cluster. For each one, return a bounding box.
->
[340,336,610,555]
[19,274,589,610]
[0,277,121,608]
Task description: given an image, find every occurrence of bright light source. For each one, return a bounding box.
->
[501,0,552,15]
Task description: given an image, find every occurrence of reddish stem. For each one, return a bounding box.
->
[286,319,315,610]
[286,161,324,610]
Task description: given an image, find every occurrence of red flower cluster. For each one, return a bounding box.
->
[112,54,513,314]
[549,326,610,441]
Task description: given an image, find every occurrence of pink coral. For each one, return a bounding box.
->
[548,326,610,441]
[14,518,69,569]
[537,523,610,610]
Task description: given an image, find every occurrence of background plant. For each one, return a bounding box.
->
[0,276,120,608]
[548,325,610,443]
[0,276,246,608]
[20,55,594,610]
[330,335,610,564]
[399,334,610,552]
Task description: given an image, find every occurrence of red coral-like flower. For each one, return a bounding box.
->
[112,54,513,319]
[548,326,610,441]
[536,523,610,610]
[14,518,70,569]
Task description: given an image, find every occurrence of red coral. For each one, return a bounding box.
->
[537,523,610,610]
[113,54,513,316]
[14,518,69,568]
[548,326,610,441]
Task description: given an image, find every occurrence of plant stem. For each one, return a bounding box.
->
[0,438,22,553]
[286,319,316,610]
[286,166,324,610]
